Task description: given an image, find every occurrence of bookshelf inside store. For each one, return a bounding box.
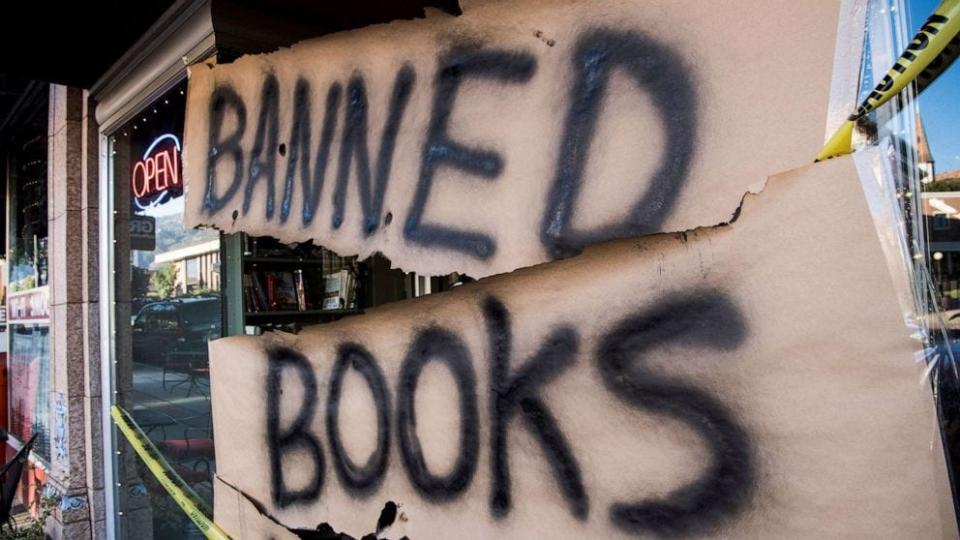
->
[241,235,364,333]
[235,234,474,335]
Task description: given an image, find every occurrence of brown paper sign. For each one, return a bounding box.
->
[209,157,955,538]
[184,0,840,278]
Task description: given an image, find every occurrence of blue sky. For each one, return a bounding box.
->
[911,0,960,173]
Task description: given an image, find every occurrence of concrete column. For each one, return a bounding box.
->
[45,84,102,539]
[80,89,107,540]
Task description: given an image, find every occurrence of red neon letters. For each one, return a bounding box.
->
[132,138,181,200]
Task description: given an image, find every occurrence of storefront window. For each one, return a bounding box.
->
[110,80,221,539]
[9,136,47,294]
[7,97,50,461]
[9,325,49,457]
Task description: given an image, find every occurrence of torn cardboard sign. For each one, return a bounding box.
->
[210,156,956,539]
[184,0,840,278]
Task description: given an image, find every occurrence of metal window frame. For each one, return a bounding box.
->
[93,0,215,134]
[94,2,214,538]
[826,0,869,142]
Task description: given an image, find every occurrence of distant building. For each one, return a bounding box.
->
[934,169,960,187]
[916,114,960,307]
[151,239,220,294]
[917,116,935,184]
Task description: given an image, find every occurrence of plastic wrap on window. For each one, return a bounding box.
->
[851,0,960,521]
[853,122,960,530]
[852,0,955,377]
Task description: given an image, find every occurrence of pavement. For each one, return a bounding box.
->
[127,362,213,539]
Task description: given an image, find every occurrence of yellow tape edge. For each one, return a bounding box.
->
[818,0,960,160]
[111,406,231,540]
[816,120,855,162]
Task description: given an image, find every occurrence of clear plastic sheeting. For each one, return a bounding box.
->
[852,0,948,389]
[852,0,960,522]
[854,142,957,373]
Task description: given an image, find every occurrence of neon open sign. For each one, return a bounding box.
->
[132,133,182,210]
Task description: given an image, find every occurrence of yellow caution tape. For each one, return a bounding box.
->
[818,0,960,161]
[915,31,960,94]
[111,405,231,540]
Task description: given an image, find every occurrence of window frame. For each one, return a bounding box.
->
[95,3,216,537]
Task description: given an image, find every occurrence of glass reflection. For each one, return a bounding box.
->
[112,80,220,540]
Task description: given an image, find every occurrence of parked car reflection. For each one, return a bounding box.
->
[131,296,221,366]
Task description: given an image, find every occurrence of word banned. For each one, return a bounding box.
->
[192,28,695,264]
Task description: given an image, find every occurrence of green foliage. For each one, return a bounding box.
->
[150,264,179,299]
[924,178,960,192]
[0,493,58,540]
[132,266,152,300]
[9,275,36,294]
[190,288,218,297]
[942,288,960,300]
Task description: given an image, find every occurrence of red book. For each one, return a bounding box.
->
[266,273,277,310]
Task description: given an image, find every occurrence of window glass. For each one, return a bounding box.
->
[111,80,221,539]
[9,133,47,294]
[7,94,50,461]
[9,324,49,459]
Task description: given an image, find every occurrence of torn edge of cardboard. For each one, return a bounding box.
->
[218,475,405,540]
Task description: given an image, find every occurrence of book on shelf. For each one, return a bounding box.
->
[242,273,260,312]
[247,272,269,312]
[243,244,360,316]
[293,269,308,311]
[321,269,356,310]
[263,270,299,311]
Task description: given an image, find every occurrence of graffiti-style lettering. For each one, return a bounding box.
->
[484,296,587,520]
[204,85,246,213]
[596,292,753,536]
[396,327,480,501]
[245,74,279,218]
[542,29,697,259]
[267,347,325,508]
[403,49,536,259]
[332,65,415,234]
[197,28,705,276]
[282,79,342,224]
[260,293,755,536]
[326,343,391,496]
